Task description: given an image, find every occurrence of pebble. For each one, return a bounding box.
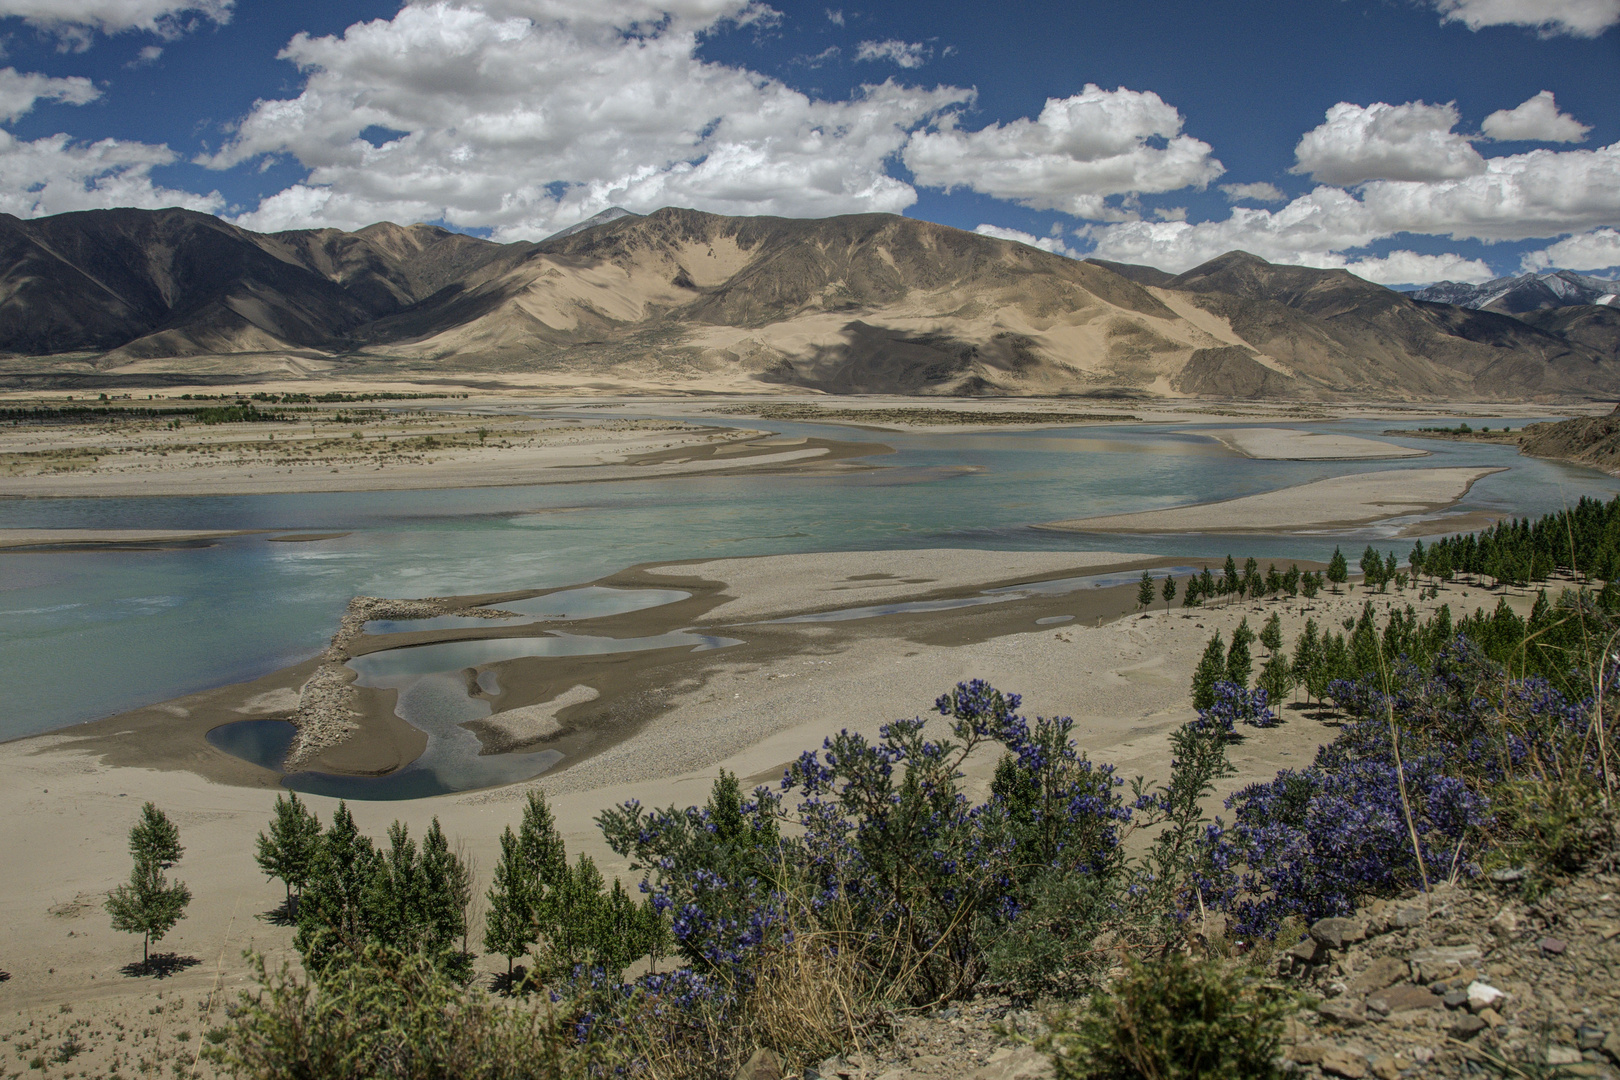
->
[1539,936,1568,956]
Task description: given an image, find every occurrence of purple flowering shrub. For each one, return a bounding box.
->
[1191,681,1279,733]
[600,681,1131,1007]
[1207,636,1619,937]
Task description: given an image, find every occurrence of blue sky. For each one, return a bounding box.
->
[2,0,1617,285]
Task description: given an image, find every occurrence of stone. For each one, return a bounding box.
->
[1407,945,1482,982]
[1287,936,1326,964]
[965,1047,1053,1080]
[1602,1031,1620,1064]
[735,1049,784,1080]
[1366,983,1441,1016]
[1546,1046,1583,1066]
[1320,1048,1368,1078]
[1391,902,1429,928]
[1286,1044,1327,1065]
[1317,998,1367,1026]
[1490,867,1526,883]
[1578,1026,1606,1051]
[1539,936,1568,956]
[1311,917,1367,950]
[1451,1014,1487,1038]
[1478,1008,1503,1028]
[1368,1056,1401,1080]
[1489,906,1522,938]
[1466,980,1506,1013]
[1347,956,1408,995]
[1442,990,1469,1010]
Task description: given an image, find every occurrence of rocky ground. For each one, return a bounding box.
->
[739,847,1620,1080]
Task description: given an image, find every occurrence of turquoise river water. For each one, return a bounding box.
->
[3,414,1616,743]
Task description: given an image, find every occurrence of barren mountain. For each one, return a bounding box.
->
[1410,270,1620,314]
[3,206,1618,401]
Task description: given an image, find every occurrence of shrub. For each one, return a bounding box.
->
[207,949,590,1079]
[1039,953,1294,1080]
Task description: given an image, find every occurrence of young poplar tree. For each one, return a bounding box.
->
[1290,619,1319,703]
[1302,570,1321,600]
[1137,571,1155,611]
[484,826,535,974]
[294,802,380,973]
[105,802,191,969]
[254,791,321,917]
[1161,574,1177,610]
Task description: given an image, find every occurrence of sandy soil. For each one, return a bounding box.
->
[0,541,1509,1075]
[1041,466,1506,534]
[1179,426,1427,460]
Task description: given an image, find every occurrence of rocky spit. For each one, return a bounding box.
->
[284,595,515,769]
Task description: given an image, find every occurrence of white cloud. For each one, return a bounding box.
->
[1481,91,1591,143]
[1220,181,1285,203]
[1292,100,1484,185]
[207,0,969,239]
[1429,0,1620,37]
[0,66,99,122]
[854,39,928,68]
[973,223,1077,257]
[824,7,842,24]
[1522,229,1620,272]
[1339,250,1495,286]
[0,0,231,46]
[902,84,1224,220]
[0,129,223,217]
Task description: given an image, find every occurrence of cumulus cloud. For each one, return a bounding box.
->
[973,223,1077,257]
[855,39,929,68]
[207,0,969,238]
[1482,91,1591,143]
[0,0,231,46]
[0,129,223,217]
[1429,0,1620,37]
[1292,100,1484,185]
[0,67,99,122]
[1521,229,1620,272]
[1220,181,1285,203]
[1086,126,1620,282]
[902,84,1223,220]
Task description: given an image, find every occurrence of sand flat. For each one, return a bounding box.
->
[1180,426,1427,460]
[650,548,1158,622]
[1041,465,1505,534]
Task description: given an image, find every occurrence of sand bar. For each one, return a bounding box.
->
[0,527,263,548]
[1180,426,1427,460]
[1041,465,1505,534]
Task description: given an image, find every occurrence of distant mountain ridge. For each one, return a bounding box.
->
[2,206,1618,401]
[1410,270,1620,315]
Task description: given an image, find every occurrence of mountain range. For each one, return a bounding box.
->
[3,205,1618,401]
[1410,271,1620,315]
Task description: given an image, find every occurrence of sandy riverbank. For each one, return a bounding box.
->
[0,544,1508,1074]
[1178,426,1427,460]
[1041,465,1505,534]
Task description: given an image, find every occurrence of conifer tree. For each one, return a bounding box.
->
[1199,567,1216,604]
[1258,652,1292,704]
[418,818,466,960]
[1226,628,1252,688]
[1290,619,1319,702]
[1259,612,1282,656]
[1409,540,1427,585]
[1191,633,1226,710]
[1327,548,1348,593]
[1161,574,1177,610]
[295,802,380,973]
[1383,551,1398,590]
[1137,570,1155,611]
[1301,570,1319,600]
[1283,563,1300,598]
[254,791,321,916]
[484,826,534,974]
[1359,545,1383,591]
[1221,555,1239,602]
[1265,564,1282,596]
[105,802,191,969]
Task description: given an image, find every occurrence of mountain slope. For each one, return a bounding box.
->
[3,206,1618,401]
[1411,271,1620,314]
